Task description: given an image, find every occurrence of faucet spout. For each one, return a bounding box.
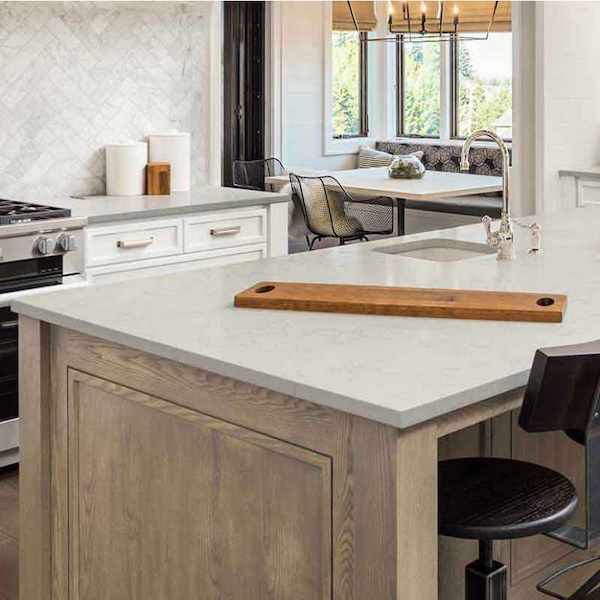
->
[460,129,514,260]
[460,129,511,216]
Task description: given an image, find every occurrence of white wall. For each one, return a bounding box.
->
[272,1,357,171]
[534,1,600,213]
[0,1,213,202]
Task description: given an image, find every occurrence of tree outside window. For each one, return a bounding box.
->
[402,41,441,137]
[332,31,366,138]
[455,33,512,139]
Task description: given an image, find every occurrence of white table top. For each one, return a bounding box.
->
[12,206,600,430]
[266,167,503,201]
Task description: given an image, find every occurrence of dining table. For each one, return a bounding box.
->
[265,166,503,236]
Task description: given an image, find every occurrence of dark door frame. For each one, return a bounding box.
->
[222,1,266,187]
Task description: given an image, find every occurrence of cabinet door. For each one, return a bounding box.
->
[577,179,600,207]
[67,370,332,600]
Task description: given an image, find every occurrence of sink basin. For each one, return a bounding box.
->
[375,238,496,262]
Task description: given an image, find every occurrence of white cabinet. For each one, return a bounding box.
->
[87,218,183,267]
[576,179,600,207]
[184,208,266,253]
[84,204,286,283]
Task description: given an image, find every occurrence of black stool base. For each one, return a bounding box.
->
[466,559,507,600]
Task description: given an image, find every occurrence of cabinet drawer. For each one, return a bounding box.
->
[184,209,266,253]
[87,244,267,284]
[87,219,183,267]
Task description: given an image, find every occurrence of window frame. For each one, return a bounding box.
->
[332,31,369,140]
[396,35,512,143]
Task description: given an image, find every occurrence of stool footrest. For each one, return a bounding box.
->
[466,559,507,600]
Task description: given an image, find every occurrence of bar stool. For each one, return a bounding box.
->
[439,340,600,600]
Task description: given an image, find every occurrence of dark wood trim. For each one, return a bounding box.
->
[360,31,369,136]
[450,38,460,139]
[222,2,265,187]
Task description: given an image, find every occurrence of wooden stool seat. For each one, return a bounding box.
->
[439,457,578,541]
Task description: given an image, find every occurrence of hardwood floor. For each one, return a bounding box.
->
[0,466,17,600]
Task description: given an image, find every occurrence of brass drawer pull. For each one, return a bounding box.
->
[117,237,154,249]
[210,226,242,237]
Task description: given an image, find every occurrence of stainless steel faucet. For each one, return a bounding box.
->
[460,129,514,260]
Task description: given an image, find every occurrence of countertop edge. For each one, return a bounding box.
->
[83,193,290,224]
[12,298,529,430]
[558,168,600,179]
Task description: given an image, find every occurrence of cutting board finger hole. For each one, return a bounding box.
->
[536,297,555,307]
[255,285,276,294]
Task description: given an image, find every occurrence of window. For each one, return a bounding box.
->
[453,33,512,140]
[399,40,441,138]
[396,33,512,141]
[332,31,368,139]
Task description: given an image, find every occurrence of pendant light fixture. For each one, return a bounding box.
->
[346,1,511,44]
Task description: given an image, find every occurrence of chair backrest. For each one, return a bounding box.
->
[289,174,359,239]
[519,341,600,444]
[232,158,286,191]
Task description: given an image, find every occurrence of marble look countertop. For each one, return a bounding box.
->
[559,166,600,179]
[52,186,289,224]
[12,206,600,429]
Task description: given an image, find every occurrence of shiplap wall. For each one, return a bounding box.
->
[536,1,600,212]
[0,1,210,202]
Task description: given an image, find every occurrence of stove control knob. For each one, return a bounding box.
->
[35,237,55,255]
[57,234,76,253]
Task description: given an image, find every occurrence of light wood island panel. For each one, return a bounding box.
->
[19,319,593,600]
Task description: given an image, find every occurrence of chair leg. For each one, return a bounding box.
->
[309,236,319,251]
[339,238,345,246]
[305,235,311,250]
[465,541,507,600]
[397,199,406,236]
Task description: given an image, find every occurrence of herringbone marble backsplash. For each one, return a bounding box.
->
[0,1,209,202]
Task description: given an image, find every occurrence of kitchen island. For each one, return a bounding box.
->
[13,206,600,600]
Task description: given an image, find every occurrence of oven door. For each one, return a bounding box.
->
[0,307,18,422]
[0,255,64,430]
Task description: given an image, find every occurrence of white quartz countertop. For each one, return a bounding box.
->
[559,166,600,179]
[53,186,289,224]
[12,207,600,430]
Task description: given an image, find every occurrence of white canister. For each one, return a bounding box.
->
[105,142,148,196]
[148,132,191,192]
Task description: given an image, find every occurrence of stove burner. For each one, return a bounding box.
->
[0,199,71,224]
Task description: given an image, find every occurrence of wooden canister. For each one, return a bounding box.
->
[146,162,171,195]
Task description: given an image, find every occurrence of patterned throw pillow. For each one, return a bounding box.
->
[358,146,424,169]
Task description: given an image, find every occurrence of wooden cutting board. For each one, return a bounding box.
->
[234,282,567,323]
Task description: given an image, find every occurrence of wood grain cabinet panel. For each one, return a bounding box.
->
[66,370,332,600]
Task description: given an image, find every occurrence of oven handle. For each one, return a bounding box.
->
[0,320,18,329]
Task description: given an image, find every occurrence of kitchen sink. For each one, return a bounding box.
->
[374,238,496,262]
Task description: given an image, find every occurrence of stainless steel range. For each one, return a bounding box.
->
[0,199,86,467]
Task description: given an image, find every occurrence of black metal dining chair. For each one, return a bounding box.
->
[232,157,286,191]
[288,173,394,250]
[438,340,600,600]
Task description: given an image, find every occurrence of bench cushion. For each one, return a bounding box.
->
[358,146,424,168]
